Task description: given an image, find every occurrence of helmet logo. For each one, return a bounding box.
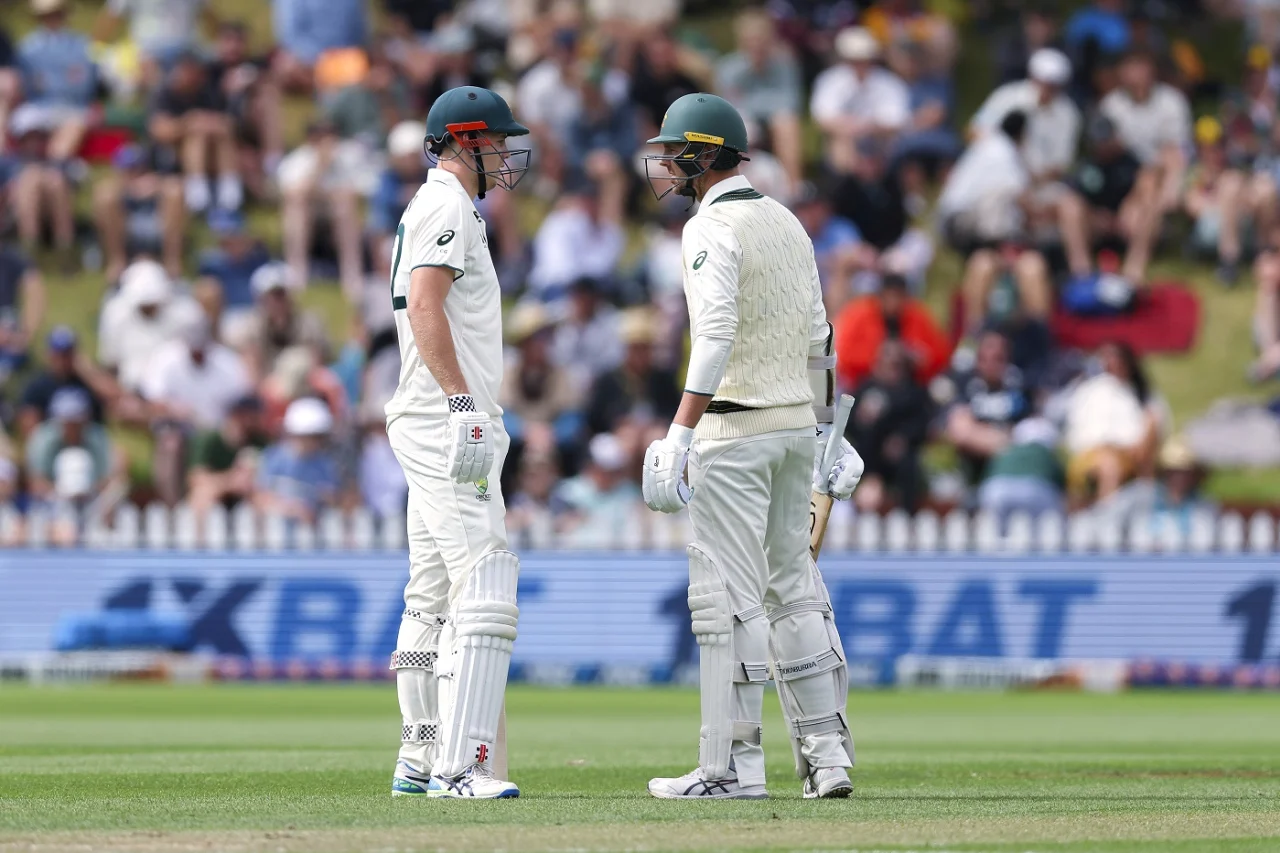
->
[683,131,725,146]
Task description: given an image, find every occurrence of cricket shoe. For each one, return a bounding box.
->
[391,760,432,797]
[803,767,853,799]
[648,766,767,800]
[427,763,519,799]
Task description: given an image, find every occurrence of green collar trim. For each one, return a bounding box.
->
[708,188,764,205]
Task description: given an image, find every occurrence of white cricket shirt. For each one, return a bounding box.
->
[385,168,505,421]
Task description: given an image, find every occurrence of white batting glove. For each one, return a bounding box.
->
[642,425,694,514]
[813,424,864,500]
[447,395,494,484]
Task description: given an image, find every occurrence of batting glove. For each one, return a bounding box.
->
[447,395,494,484]
[643,425,694,514]
[825,441,865,501]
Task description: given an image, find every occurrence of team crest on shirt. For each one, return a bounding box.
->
[475,478,491,502]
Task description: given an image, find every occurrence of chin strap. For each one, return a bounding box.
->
[473,150,488,200]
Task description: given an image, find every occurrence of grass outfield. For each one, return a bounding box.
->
[0,687,1278,852]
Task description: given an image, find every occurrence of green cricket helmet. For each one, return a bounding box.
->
[425,86,531,197]
[644,92,750,200]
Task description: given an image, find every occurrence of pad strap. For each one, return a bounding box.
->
[807,355,836,370]
[402,720,440,744]
[733,662,771,684]
[773,648,844,682]
[390,650,438,671]
[735,604,766,622]
[788,711,848,739]
[767,600,831,623]
[402,609,447,626]
[731,721,763,745]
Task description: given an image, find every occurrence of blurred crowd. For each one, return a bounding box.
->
[3,0,1280,547]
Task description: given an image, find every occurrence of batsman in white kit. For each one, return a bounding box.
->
[641,94,865,800]
[384,86,530,799]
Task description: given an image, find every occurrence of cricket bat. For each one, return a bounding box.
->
[494,703,508,779]
[809,394,855,561]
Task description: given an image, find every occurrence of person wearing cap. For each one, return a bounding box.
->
[188,393,267,516]
[499,302,584,467]
[195,209,273,345]
[253,396,341,523]
[0,243,44,381]
[278,117,374,301]
[97,259,206,395]
[93,144,187,282]
[971,48,1081,191]
[976,415,1066,525]
[24,387,116,506]
[810,26,911,175]
[583,306,680,461]
[148,49,243,214]
[383,86,530,799]
[554,431,640,547]
[240,261,331,383]
[1147,436,1214,536]
[17,326,117,440]
[140,314,252,504]
[368,120,430,253]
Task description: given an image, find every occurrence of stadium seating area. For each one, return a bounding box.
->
[3,0,1280,548]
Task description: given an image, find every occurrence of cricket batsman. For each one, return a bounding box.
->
[641,93,864,800]
[385,86,530,799]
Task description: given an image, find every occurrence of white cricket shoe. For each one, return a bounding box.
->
[391,760,431,797]
[427,763,519,799]
[648,766,767,800]
[803,766,853,799]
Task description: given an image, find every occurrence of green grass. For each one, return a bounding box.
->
[1,685,1278,852]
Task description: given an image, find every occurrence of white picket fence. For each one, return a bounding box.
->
[2,501,1278,554]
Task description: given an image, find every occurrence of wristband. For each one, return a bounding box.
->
[667,423,695,450]
[447,394,477,413]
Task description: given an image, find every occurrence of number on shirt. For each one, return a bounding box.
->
[390,222,406,310]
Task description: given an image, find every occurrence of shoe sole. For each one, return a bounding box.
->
[804,782,854,799]
[648,787,768,800]
[426,789,520,799]
[391,789,428,798]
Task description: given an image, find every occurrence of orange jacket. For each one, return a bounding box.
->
[834,296,952,390]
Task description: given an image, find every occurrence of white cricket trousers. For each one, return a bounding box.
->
[687,427,850,785]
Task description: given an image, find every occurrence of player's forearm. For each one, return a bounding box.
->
[407,299,469,398]
[672,392,713,432]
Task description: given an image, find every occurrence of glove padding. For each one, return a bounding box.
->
[642,438,693,513]
[447,402,494,484]
[813,425,864,501]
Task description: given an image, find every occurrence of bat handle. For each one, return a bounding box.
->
[819,394,855,481]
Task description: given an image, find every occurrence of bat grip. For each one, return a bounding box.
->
[819,394,855,480]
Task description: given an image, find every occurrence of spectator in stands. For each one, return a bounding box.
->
[17,327,116,439]
[639,201,690,369]
[1057,113,1160,288]
[367,121,427,255]
[715,9,804,185]
[12,0,97,166]
[835,274,950,391]
[254,396,342,524]
[323,48,411,150]
[1064,0,1131,66]
[567,65,636,222]
[0,25,17,147]
[1063,341,1169,506]
[845,340,934,512]
[934,329,1033,485]
[358,407,407,519]
[627,28,703,139]
[196,210,273,348]
[0,245,44,384]
[271,0,369,93]
[188,393,266,516]
[793,183,873,311]
[506,449,570,545]
[1183,117,1275,285]
[258,345,348,438]
[956,245,1054,380]
[971,49,1080,199]
[92,145,186,282]
[551,277,623,391]
[278,118,372,301]
[555,432,641,547]
[977,416,1066,522]
[7,112,76,264]
[1147,436,1215,535]
[585,308,680,462]
[515,28,584,191]
[140,316,252,505]
[996,5,1063,86]
[889,40,962,209]
[501,303,585,469]
[95,0,216,83]
[208,21,284,194]
[811,27,910,176]
[862,0,958,72]
[241,262,332,384]
[938,111,1031,255]
[24,388,119,510]
[97,259,205,397]
[1099,49,1191,216]
[527,180,625,304]
[149,49,244,214]
[0,430,16,511]
[1250,222,1280,383]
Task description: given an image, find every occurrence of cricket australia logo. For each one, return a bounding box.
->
[475,477,491,502]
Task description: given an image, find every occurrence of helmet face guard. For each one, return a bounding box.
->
[429,121,532,195]
[643,133,747,201]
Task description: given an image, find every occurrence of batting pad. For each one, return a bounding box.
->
[687,545,769,786]
[435,549,519,778]
[768,560,854,779]
[393,609,445,774]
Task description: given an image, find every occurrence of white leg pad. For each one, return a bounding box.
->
[769,560,855,780]
[688,545,769,786]
[392,608,445,773]
[435,550,519,778]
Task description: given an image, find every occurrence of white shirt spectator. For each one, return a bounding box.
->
[140,338,253,429]
[1064,372,1171,455]
[551,307,623,376]
[359,428,408,517]
[516,59,582,138]
[1099,83,1192,164]
[971,80,1081,179]
[937,132,1030,224]
[527,202,625,302]
[810,65,911,134]
[108,0,205,56]
[277,139,378,195]
[98,262,206,392]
